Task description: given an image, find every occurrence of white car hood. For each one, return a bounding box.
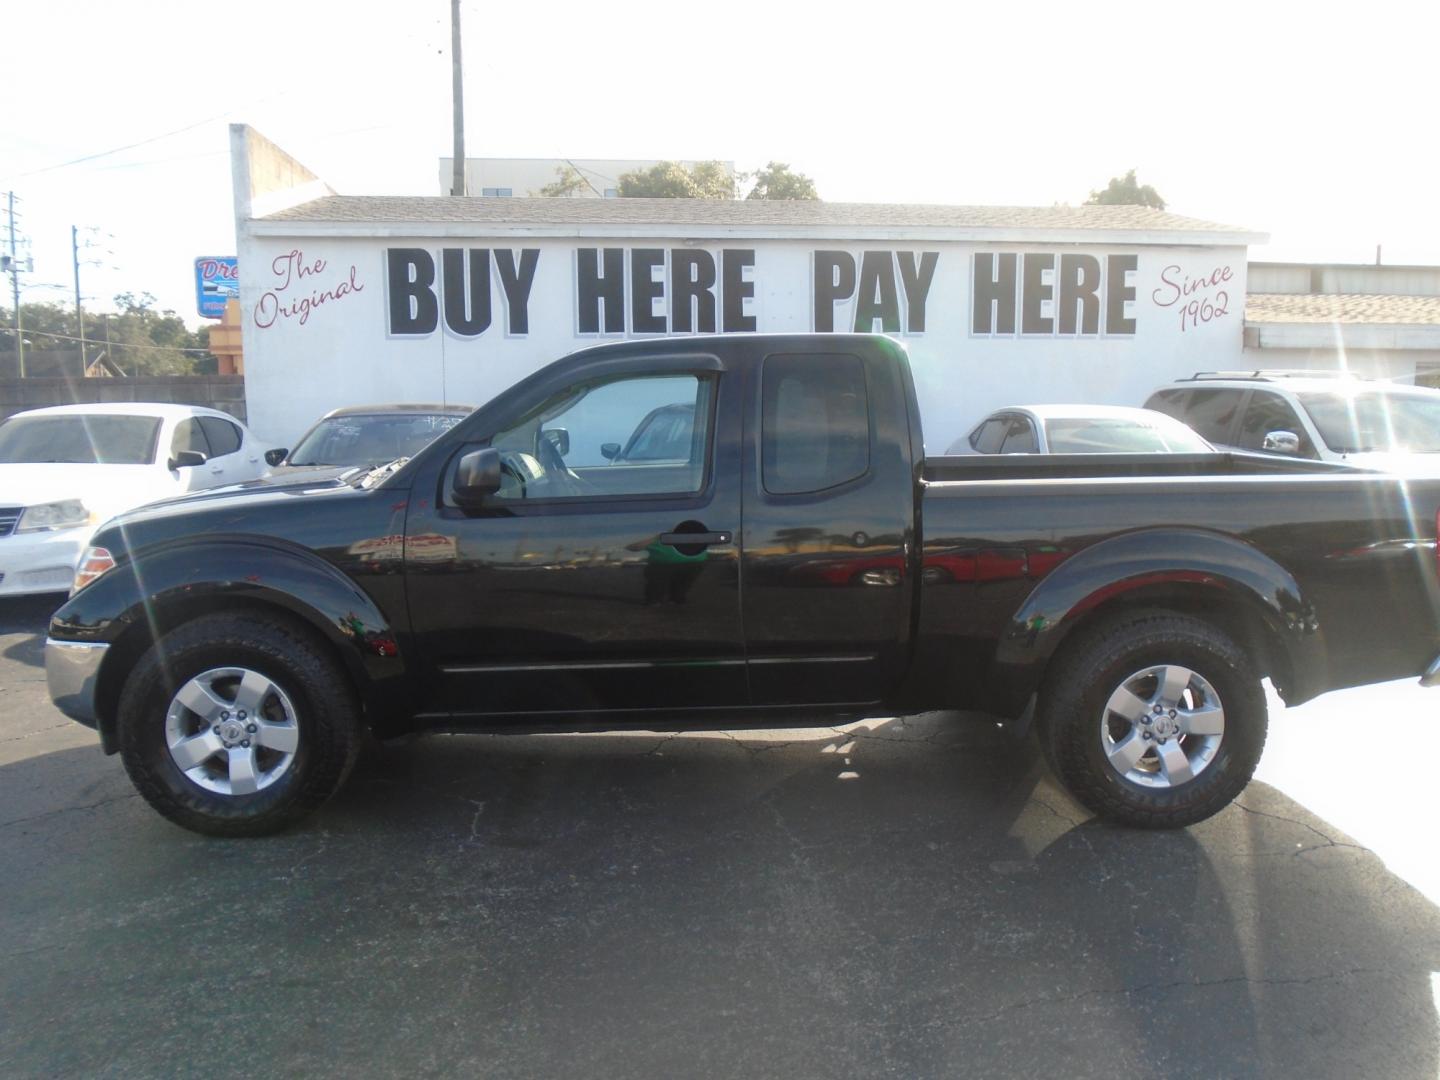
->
[0,462,174,519]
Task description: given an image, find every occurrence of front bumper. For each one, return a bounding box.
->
[0,526,89,596]
[46,637,109,728]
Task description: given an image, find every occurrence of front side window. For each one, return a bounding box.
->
[1236,392,1316,456]
[488,373,713,500]
[171,419,210,458]
[199,417,242,457]
[761,353,870,495]
[971,418,1008,453]
[1000,418,1037,453]
[1177,388,1244,444]
[0,414,161,465]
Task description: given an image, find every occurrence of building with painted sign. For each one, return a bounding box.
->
[231,125,1264,447]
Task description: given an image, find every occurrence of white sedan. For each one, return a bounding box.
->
[946,404,1214,456]
[0,403,271,596]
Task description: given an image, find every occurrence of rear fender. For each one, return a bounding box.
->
[993,527,1324,712]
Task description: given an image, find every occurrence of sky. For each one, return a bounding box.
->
[3,0,1438,329]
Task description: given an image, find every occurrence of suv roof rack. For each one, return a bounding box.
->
[1183,369,1368,382]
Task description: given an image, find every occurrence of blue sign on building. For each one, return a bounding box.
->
[195,256,239,318]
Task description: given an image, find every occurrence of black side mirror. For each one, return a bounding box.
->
[600,442,621,461]
[168,450,207,471]
[264,448,289,467]
[453,447,502,507]
[540,428,570,457]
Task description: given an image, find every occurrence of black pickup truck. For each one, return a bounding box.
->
[45,334,1440,836]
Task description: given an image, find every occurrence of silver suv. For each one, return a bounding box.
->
[1144,371,1440,468]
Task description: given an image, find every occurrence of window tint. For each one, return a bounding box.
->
[1000,417,1037,453]
[488,373,712,500]
[171,418,210,457]
[761,353,869,494]
[199,416,242,457]
[1237,392,1316,456]
[1144,388,1190,419]
[1177,388,1244,443]
[0,415,161,465]
[972,418,1007,453]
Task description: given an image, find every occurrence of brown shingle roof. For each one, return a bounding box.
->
[259,195,1251,235]
[1245,293,1440,325]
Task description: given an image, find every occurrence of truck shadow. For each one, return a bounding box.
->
[2,715,1437,1078]
[0,593,65,669]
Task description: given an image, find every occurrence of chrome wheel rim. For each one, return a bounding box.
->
[164,667,300,796]
[1099,664,1225,789]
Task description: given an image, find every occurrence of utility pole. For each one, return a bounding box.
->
[6,192,21,377]
[450,0,466,196]
[72,225,87,373]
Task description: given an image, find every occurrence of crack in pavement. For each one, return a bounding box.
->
[0,791,139,830]
[1229,799,1373,857]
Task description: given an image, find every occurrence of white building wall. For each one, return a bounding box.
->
[237,232,1249,451]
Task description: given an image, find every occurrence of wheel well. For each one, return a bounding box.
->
[93,595,366,751]
[1047,583,1292,699]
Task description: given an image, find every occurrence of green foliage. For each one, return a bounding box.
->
[745,161,819,201]
[1086,169,1166,210]
[534,165,591,198]
[0,293,211,375]
[617,160,738,199]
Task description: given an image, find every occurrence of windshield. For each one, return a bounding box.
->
[0,414,161,464]
[1296,390,1440,453]
[1044,417,1211,453]
[288,413,464,466]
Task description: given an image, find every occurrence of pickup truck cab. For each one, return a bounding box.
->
[45,335,1440,836]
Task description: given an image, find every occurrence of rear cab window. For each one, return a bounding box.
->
[761,353,870,494]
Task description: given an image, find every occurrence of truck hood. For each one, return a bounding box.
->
[99,468,367,535]
[0,462,170,518]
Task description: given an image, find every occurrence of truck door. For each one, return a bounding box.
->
[404,362,747,718]
[740,347,917,706]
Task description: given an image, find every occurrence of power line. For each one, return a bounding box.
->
[1,113,230,183]
[0,326,213,354]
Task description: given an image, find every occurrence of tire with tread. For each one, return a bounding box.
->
[117,612,361,837]
[1038,611,1267,829]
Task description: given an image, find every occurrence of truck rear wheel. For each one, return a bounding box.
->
[1038,613,1267,828]
[117,612,361,837]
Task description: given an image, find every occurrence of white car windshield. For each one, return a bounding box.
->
[0,415,162,464]
[1045,417,1211,453]
[1297,391,1440,454]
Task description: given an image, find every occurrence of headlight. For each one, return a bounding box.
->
[16,499,93,532]
[72,546,116,593]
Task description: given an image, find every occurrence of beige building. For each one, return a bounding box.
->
[1244,262,1440,381]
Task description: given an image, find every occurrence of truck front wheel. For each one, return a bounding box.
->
[116,612,361,837]
[1038,613,1268,828]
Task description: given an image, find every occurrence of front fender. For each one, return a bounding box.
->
[994,527,1324,709]
[50,536,410,745]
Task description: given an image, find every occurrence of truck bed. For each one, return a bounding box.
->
[922,451,1359,483]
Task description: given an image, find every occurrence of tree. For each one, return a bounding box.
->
[746,161,819,201]
[617,160,738,199]
[0,295,211,375]
[1086,169,1166,210]
[534,164,591,198]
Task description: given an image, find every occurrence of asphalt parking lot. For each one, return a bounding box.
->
[2,594,1438,1079]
